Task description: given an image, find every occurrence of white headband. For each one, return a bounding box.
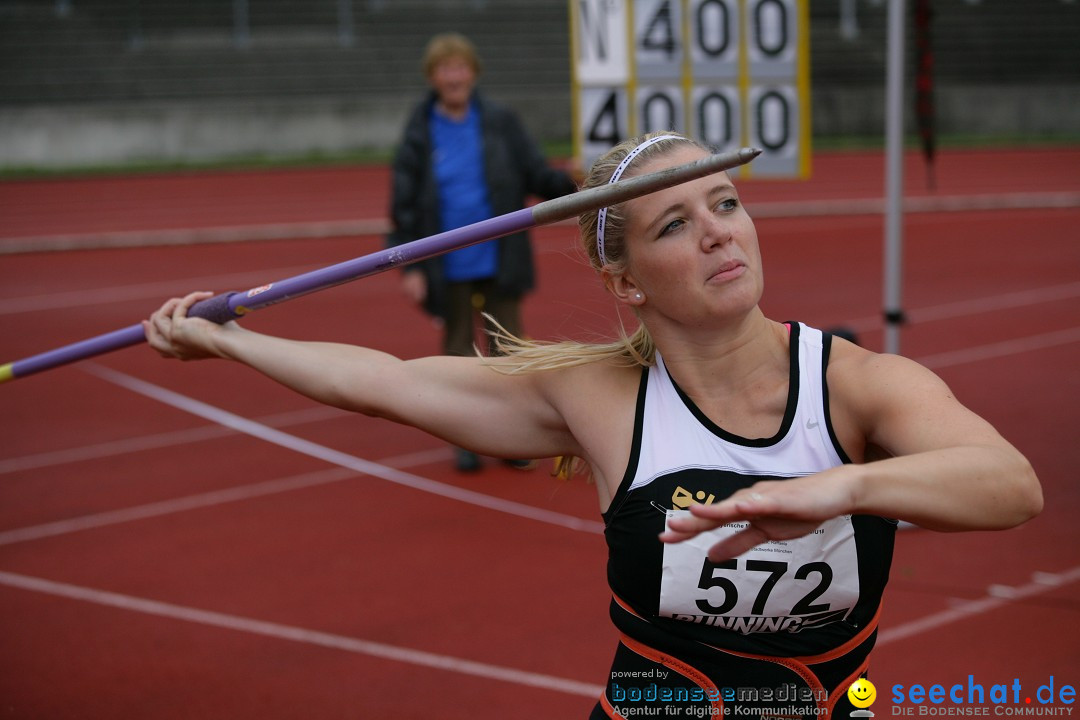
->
[596,134,683,267]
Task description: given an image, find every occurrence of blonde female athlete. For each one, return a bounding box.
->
[145,132,1042,719]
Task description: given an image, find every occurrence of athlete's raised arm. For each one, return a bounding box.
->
[144,291,580,463]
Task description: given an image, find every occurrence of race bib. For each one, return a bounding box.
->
[659,511,860,634]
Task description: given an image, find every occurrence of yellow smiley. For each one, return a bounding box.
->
[848,678,877,709]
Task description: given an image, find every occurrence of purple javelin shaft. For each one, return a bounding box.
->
[7,214,537,383]
[189,208,537,324]
[4,147,760,383]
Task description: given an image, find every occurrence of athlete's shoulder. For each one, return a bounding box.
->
[552,356,644,397]
[826,339,957,434]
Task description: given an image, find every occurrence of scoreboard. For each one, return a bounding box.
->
[570,0,810,177]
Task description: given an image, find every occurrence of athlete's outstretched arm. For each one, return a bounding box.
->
[144,292,578,462]
[660,349,1042,562]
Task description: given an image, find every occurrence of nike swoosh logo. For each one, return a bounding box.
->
[806,419,820,429]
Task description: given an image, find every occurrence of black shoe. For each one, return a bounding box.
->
[455,448,481,472]
[503,459,537,470]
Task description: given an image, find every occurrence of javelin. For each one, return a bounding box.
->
[1,147,761,384]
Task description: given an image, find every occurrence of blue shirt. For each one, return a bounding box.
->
[430,104,497,282]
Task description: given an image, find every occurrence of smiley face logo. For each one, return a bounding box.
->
[847,678,877,709]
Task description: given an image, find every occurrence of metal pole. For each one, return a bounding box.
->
[337,0,355,47]
[883,0,907,355]
[233,0,250,48]
[127,0,144,51]
[840,0,859,40]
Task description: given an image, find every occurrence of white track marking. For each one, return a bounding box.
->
[747,191,1080,219]
[0,446,455,547]
[3,191,1076,254]
[907,281,1080,325]
[0,423,231,475]
[82,364,605,535]
[841,281,1080,335]
[0,405,344,475]
[877,566,1080,646]
[0,265,320,315]
[917,326,1080,370]
[0,467,356,546]
[0,570,604,699]
[0,219,391,254]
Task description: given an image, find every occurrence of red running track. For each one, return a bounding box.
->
[0,148,1078,718]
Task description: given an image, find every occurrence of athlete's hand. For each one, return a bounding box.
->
[658,467,861,562]
[143,291,236,361]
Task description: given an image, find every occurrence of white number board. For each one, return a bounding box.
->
[571,0,809,177]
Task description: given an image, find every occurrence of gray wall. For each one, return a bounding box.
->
[1,0,1077,169]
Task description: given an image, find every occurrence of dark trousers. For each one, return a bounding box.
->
[442,278,523,358]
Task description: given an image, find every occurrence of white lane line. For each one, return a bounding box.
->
[877,566,1080,647]
[0,423,231,475]
[82,364,605,535]
[0,265,320,315]
[3,191,1076,254]
[840,281,1080,335]
[0,570,604,699]
[0,467,357,546]
[916,326,1080,370]
[748,192,1080,219]
[0,218,392,255]
[0,446,456,547]
[0,405,346,475]
[908,281,1080,325]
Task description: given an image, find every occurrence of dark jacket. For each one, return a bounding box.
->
[387,90,578,318]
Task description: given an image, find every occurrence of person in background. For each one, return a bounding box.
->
[386,32,579,472]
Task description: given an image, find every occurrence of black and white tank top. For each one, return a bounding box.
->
[603,323,896,657]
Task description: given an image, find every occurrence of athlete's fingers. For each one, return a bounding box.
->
[704,524,770,563]
[656,526,698,543]
[696,491,776,519]
[152,296,182,322]
[658,490,775,543]
[144,292,217,360]
[142,319,169,356]
[149,298,182,341]
[658,513,721,542]
[171,291,215,323]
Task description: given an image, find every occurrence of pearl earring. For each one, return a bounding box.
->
[633,292,644,302]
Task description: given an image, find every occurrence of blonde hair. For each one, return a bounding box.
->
[422,33,482,77]
[485,131,707,478]
[490,131,705,372]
